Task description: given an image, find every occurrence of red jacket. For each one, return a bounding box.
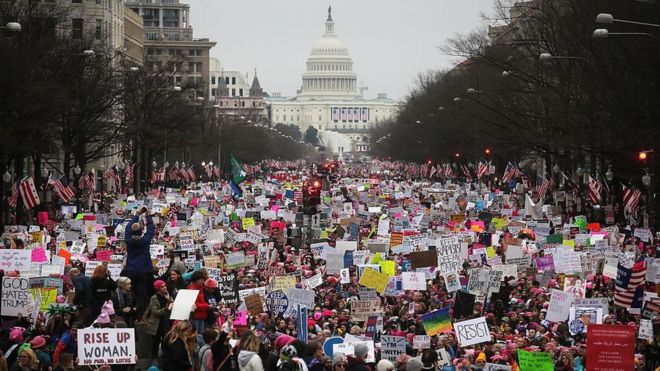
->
[187,282,209,320]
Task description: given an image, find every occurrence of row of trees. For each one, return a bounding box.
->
[372,0,659,180]
[0,1,313,196]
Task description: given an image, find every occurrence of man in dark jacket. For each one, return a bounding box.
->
[124,207,155,317]
[347,343,371,371]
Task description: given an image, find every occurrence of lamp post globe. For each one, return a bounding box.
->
[643,174,652,187]
[2,172,11,183]
[5,22,21,32]
[605,169,614,182]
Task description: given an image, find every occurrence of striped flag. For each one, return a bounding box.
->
[205,164,213,178]
[622,184,642,217]
[180,166,190,183]
[444,163,454,178]
[52,176,75,202]
[588,176,602,204]
[461,164,471,179]
[477,161,489,179]
[187,166,195,181]
[213,165,220,179]
[103,166,118,187]
[614,261,646,309]
[429,165,437,178]
[561,171,580,194]
[77,173,87,191]
[7,181,19,208]
[168,162,180,182]
[151,168,165,183]
[125,164,134,186]
[19,177,40,209]
[536,176,551,202]
[501,162,521,184]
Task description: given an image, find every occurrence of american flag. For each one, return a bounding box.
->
[501,162,521,184]
[103,166,120,187]
[561,171,580,194]
[614,260,646,309]
[521,172,531,190]
[294,190,303,204]
[168,161,180,182]
[429,165,437,178]
[19,177,40,209]
[77,173,87,191]
[52,176,75,202]
[444,163,454,178]
[213,165,220,179]
[125,164,134,186]
[151,168,165,183]
[588,176,602,204]
[180,166,190,183]
[205,164,213,178]
[622,184,641,217]
[461,164,471,179]
[477,161,489,179]
[187,166,195,182]
[536,176,551,202]
[7,181,19,208]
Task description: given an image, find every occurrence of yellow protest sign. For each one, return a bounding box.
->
[242,217,255,230]
[491,218,508,230]
[380,261,396,276]
[371,253,383,265]
[97,235,107,248]
[563,240,575,248]
[31,231,43,244]
[486,246,496,258]
[359,268,390,293]
[30,288,58,311]
[271,276,297,293]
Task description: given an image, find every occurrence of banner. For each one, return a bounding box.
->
[350,299,381,322]
[586,324,635,371]
[78,328,136,366]
[453,316,490,347]
[0,249,32,273]
[287,288,315,309]
[380,335,406,362]
[517,350,553,371]
[217,273,238,305]
[401,272,427,291]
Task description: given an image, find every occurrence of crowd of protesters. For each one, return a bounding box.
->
[0,159,658,371]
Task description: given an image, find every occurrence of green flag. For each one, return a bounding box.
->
[231,155,246,185]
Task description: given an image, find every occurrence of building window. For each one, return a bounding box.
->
[187,62,202,73]
[162,9,179,27]
[142,8,159,27]
[231,77,236,85]
[225,77,230,84]
[72,18,83,39]
[283,115,286,121]
[95,19,102,39]
[318,115,322,121]
[239,88,243,96]
[146,33,160,40]
[211,88,216,96]
[72,0,82,3]
[211,76,216,84]
[242,101,245,107]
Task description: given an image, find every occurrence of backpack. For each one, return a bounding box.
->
[197,344,213,371]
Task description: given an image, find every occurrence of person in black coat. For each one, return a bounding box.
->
[211,318,234,371]
[161,321,195,371]
[89,265,117,321]
[124,207,155,317]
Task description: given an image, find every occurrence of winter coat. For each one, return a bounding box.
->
[143,294,169,336]
[125,215,155,274]
[72,275,92,307]
[187,282,209,320]
[90,277,116,305]
[161,338,192,371]
[346,356,370,371]
[237,350,264,371]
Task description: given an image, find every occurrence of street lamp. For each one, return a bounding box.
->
[576,167,584,177]
[467,88,480,95]
[3,171,11,183]
[502,70,512,78]
[605,168,614,182]
[41,168,48,178]
[539,53,587,62]
[1,22,21,32]
[596,13,660,28]
[593,28,660,43]
[73,165,81,176]
[83,49,95,57]
[553,164,560,174]
[643,172,652,187]
[173,86,182,92]
[453,97,462,103]
[152,160,157,169]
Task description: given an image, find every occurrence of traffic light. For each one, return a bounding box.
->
[303,178,322,215]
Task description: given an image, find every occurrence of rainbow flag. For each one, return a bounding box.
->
[422,308,452,336]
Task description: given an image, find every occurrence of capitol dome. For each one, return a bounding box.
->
[298,6,360,101]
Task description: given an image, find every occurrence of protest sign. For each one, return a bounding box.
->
[350,299,382,322]
[78,328,136,366]
[467,268,488,294]
[517,350,553,371]
[453,317,490,347]
[413,335,431,349]
[421,308,452,337]
[1,277,31,316]
[287,288,315,309]
[170,289,198,320]
[358,268,389,293]
[304,274,323,289]
[244,294,264,315]
[325,253,344,275]
[332,341,376,363]
[272,276,297,293]
[225,251,246,268]
[380,336,406,362]
[436,236,462,274]
[546,289,574,322]
[29,287,57,311]
[442,272,462,292]
[340,268,350,284]
[410,250,438,270]
[401,272,427,291]
[485,364,512,371]
[586,324,635,371]
[265,291,289,317]
[0,249,31,273]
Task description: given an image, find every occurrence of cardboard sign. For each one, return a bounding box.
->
[287,288,315,309]
[413,335,431,349]
[453,317,490,347]
[1,277,31,316]
[358,268,390,293]
[436,236,462,274]
[78,328,136,366]
[350,299,382,322]
[410,250,438,270]
[587,325,635,371]
[244,294,264,315]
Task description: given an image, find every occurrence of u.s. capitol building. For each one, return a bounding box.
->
[266,7,400,157]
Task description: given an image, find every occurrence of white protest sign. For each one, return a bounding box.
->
[546,289,575,322]
[453,316,491,347]
[0,249,31,273]
[485,364,512,371]
[413,335,431,349]
[380,336,406,362]
[149,245,165,259]
[287,288,315,309]
[332,341,375,363]
[436,236,462,274]
[304,274,323,290]
[78,328,136,366]
[340,268,350,284]
[85,261,102,277]
[225,251,246,267]
[401,272,427,291]
[170,289,199,320]
[1,277,31,316]
[638,319,653,341]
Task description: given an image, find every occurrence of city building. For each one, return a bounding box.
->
[265,7,400,158]
[123,7,144,66]
[208,58,268,122]
[125,0,216,96]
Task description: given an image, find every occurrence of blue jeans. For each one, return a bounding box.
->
[193,319,206,338]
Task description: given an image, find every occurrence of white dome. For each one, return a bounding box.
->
[311,36,348,56]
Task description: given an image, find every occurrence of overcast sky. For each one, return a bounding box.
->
[190,0,494,101]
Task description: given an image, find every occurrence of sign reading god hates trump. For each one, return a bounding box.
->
[78,328,136,365]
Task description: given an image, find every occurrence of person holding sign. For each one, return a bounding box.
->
[124,207,156,317]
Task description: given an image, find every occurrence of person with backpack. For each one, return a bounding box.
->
[198,329,219,371]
